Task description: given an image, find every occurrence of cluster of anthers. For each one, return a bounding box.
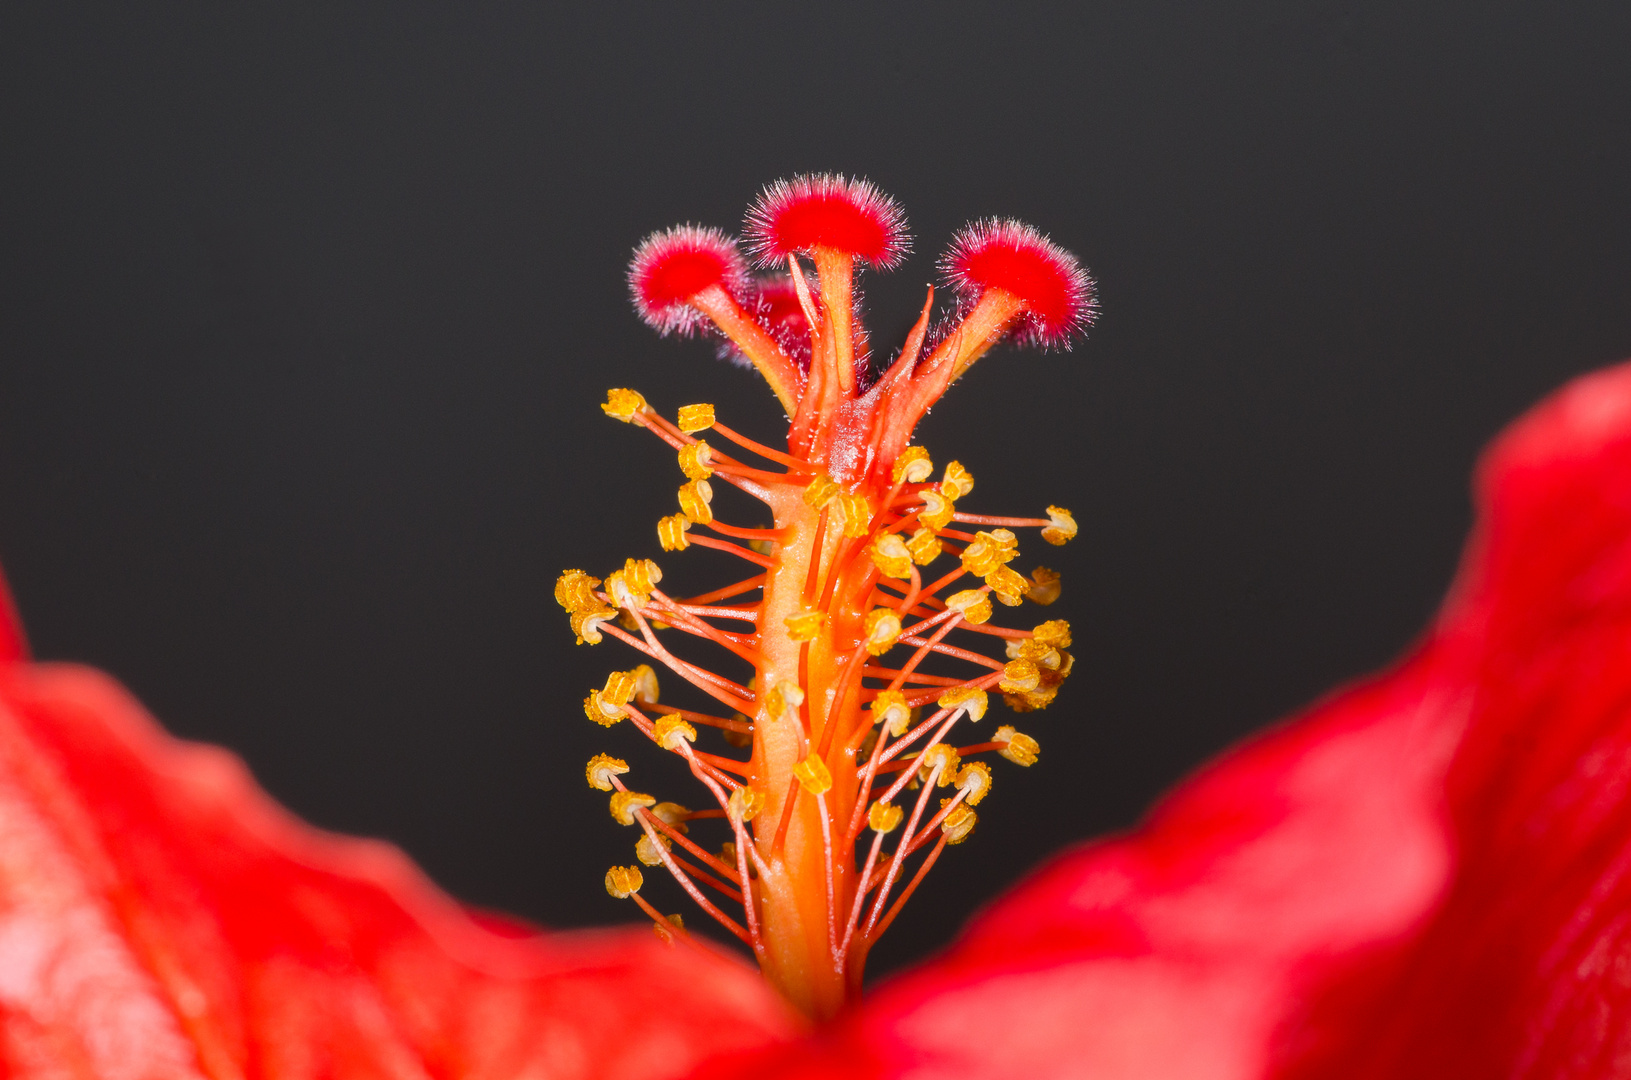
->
[556,174,1094,1019]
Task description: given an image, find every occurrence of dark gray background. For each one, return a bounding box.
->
[2,2,1628,978]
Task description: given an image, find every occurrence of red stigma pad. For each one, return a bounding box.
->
[941,219,1098,348]
[745,174,910,269]
[629,225,749,335]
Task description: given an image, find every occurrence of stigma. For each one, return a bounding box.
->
[559,175,1093,1019]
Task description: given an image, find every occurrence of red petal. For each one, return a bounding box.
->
[0,660,796,1076]
[692,359,1631,1079]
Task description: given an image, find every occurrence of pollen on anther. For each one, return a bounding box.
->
[864,608,903,655]
[745,173,910,269]
[792,752,834,795]
[729,785,767,822]
[610,791,656,825]
[602,388,649,422]
[940,801,978,844]
[938,686,989,721]
[784,610,825,642]
[870,533,913,579]
[870,690,911,737]
[869,800,904,833]
[678,479,714,525]
[629,226,749,336]
[946,589,993,625]
[605,865,644,898]
[941,219,1097,348]
[678,441,714,480]
[658,514,692,551]
[955,761,993,805]
[1027,566,1062,605]
[677,403,716,433]
[892,446,933,485]
[586,753,630,791]
[654,715,697,750]
[993,725,1040,766]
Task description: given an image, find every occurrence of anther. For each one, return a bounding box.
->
[586,753,630,790]
[940,801,978,844]
[678,441,714,480]
[677,403,716,433]
[940,461,975,499]
[657,514,692,551]
[1006,637,1062,670]
[605,864,644,898]
[1032,619,1073,649]
[906,527,942,565]
[993,725,1040,766]
[1027,566,1062,605]
[784,610,825,642]
[584,690,625,727]
[678,479,714,525]
[918,743,961,784]
[937,686,989,721]
[792,752,834,795]
[607,558,663,609]
[729,785,767,822]
[651,802,691,830]
[954,761,993,805]
[636,833,672,866]
[804,473,841,509]
[985,563,1031,606]
[836,491,873,538]
[919,489,956,531]
[869,690,912,736]
[571,609,618,645]
[610,791,657,825]
[555,569,605,613]
[960,529,1019,577]
[764,680,804,721]
[892,446,933,485]
[999,658,1042,694]
[870,533,913,579]
[863,608,903,655]
[945,589,993,625]
[653,914,685,943]
[629,664,660,704]
[602,388,649,422]
[869,800,904,833]
[654,715,698,750]
[1041,505,1077,545]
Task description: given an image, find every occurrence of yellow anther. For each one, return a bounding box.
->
[629,664,660,704]
[653,715,697,750]
[584,690,625,727]
[869,533,913,579]
[554,569,604,614]
[999,658,1042,694]
[835,491,874,538]
[937,686,989,721]
[1041,505,1078,546]
[607,558,662,609]
[955,761,993,806]
[636,832,672,866]
[653,913,685,943]
[657,513,692,551]
[919,489,956,531]
[585,753,629,791]
[678,441,714,480]
[941,801,977,844]
[918,743,962,784]
[792,752,834,795]
[570,609,617,645]
[803,473,841,509]
[602,389,648,422]
[602,669,641,707]
[677,403,715,433]
[940,461,975,498]
[945,589,993,625]
[993,726,1041,766]
[868,800,904,833]
[678,479,714,525]
[892,446,934,485]
[869,690,912,736]
[1006,636,1063,670]
[651,802,690,830]
[960,529,1019,577]
[985,563,1031,607]
[1032,619,1073,649]
[906,527,942,565]
[784,610,825,642]
[728,785,767,823]
[763,680,804,721]
[863,608,902,656]
[720,841,738,864]
[1027,566,1062,605]
[605,864,644,897]
[610,791,656,825]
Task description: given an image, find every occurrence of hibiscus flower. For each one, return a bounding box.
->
[2,180,1629,1078]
